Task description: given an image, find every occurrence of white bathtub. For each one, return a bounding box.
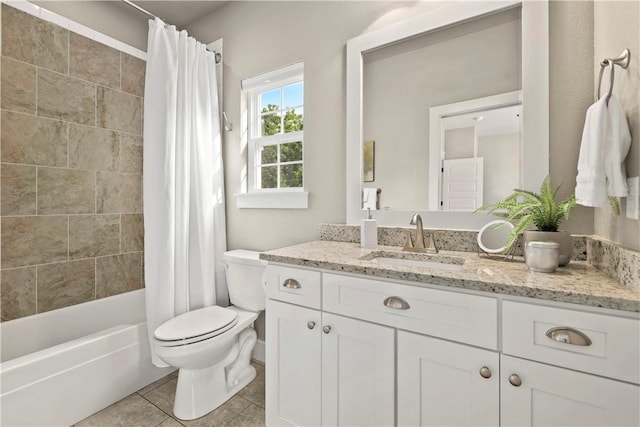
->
[0,289,174,427]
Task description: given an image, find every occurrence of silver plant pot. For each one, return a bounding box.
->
[523,230,572,266]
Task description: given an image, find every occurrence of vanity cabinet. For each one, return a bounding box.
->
[265,297,394,426]
[397,331,499,426]
[264,264,640,427]
[501,355,640,426]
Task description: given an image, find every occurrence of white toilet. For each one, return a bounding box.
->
[153,249,267,421]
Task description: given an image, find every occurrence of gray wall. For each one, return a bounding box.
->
[593,1,640,251]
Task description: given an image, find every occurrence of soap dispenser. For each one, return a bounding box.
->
[361,208,378,249]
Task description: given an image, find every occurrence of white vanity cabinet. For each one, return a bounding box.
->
[397,331,500,426]
[264,263,640,427]
[265,268,395,427]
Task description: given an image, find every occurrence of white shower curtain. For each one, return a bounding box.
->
[143,19,228,367]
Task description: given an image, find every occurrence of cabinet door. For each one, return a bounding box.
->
[501,355,640,427]
[321,312,395,426]
[266,299,321,427]
[397,331,499,426]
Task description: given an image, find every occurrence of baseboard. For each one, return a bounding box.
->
[252,339,265,363]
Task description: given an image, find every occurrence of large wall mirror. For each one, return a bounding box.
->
[346,1,549,229]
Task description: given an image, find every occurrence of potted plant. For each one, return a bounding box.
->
[477,176,577,265]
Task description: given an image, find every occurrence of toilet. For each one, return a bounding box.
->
[153,249,267,421]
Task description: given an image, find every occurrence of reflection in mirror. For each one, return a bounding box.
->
[362,7,521,212]
[477,220,515,254]
[346,1,549,229]
[429,91,523,211]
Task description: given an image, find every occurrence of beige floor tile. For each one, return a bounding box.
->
[136,372,177,396]
[158,418,184,427]
[237,362,265,408]
[142,377,178,414]
[227,404,266,427]
[76,393,169,427]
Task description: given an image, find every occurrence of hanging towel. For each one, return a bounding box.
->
[575,94,631,207]
[362,187,380,210]
[603,94,631,197]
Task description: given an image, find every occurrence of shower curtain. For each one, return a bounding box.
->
[143,19,227,367]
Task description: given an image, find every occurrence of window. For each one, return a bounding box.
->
[238,62,308,209]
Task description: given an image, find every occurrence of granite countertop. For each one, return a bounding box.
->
[260,240,640,313]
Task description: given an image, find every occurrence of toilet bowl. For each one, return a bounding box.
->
[152,250,267,421]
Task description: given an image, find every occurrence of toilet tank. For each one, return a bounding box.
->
[223,250,267,312]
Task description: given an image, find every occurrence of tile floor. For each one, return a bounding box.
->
[74,361,265,427]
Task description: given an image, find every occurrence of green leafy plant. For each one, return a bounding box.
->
[477,176,577,251]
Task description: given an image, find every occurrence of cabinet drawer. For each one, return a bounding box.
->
[502,301,640,384]
[264,265,321,309]
[323,273,498,349]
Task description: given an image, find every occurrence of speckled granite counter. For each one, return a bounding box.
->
[260,240,640,313]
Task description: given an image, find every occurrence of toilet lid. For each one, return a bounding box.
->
[154,306,238,342]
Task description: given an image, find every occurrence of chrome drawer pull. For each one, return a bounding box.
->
[479,366,492,379]
[383,296,410,310]
[508,374,522,387]
[282,278,301,289]
[307,321,316,330]
[545,327,592,346]
[323,325,332,334]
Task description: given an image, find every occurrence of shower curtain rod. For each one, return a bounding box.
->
[121,0,221,63]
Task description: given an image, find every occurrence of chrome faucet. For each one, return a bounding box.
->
[403,214,440,254]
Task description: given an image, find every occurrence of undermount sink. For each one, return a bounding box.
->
[360,251,465,272]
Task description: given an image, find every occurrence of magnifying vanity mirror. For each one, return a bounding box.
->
[346,1,549,229]
[477,220,515,255]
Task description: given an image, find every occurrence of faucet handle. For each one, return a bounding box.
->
[397,228,414,250]
[428,230,445,253]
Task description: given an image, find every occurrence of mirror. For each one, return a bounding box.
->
[346,1,548,229]
[477,220,515,254]
[428,91,522,211]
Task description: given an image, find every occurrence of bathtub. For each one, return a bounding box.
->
[1,289,174,427]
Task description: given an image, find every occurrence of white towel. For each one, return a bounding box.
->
[604,94,631,197]
[362,187,379,210]
[575,94,631,207]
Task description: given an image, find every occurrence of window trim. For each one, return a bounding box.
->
[237,62,307,209]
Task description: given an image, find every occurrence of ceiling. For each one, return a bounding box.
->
[123,1,228,28]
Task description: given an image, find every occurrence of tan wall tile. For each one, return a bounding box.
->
[37,259,95,313]
[0,267,37,321]
[37,167,95,214]
[121,213,143,252]
[1,111,67,166]
[69,124,119,171]
[1,163,36,216]
[1,56,37,114]
[1,216,68,268]
[97,86,142,134]
[1,5,68,73]
[70,33,120,89]
[96,172,141,213]
[96,252,142,298]
[121,53,145,97]
[38,69,96,125]
[69,214,120,259]
[120,134,142,173]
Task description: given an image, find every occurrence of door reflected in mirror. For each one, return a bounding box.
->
[434,94,522,212]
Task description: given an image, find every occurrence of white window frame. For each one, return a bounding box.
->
[237,62,308,209]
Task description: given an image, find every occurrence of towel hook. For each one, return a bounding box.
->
[596,48,630,105]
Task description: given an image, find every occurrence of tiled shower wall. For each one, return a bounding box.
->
[0,4,146,321]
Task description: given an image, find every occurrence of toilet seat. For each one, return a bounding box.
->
[154,306,239,347]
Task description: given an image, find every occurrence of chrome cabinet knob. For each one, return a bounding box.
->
[479,366,492,379]
[509,374,522,387]
[322,325,332,334]
[307,321,316,330]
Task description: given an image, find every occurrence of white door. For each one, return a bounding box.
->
[321,312,395,426]
[501,355,640,427]
[266,299,322,427]
[397,331,499,426]
[441,157,484,211]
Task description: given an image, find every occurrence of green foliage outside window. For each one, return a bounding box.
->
[260,104,303,188]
